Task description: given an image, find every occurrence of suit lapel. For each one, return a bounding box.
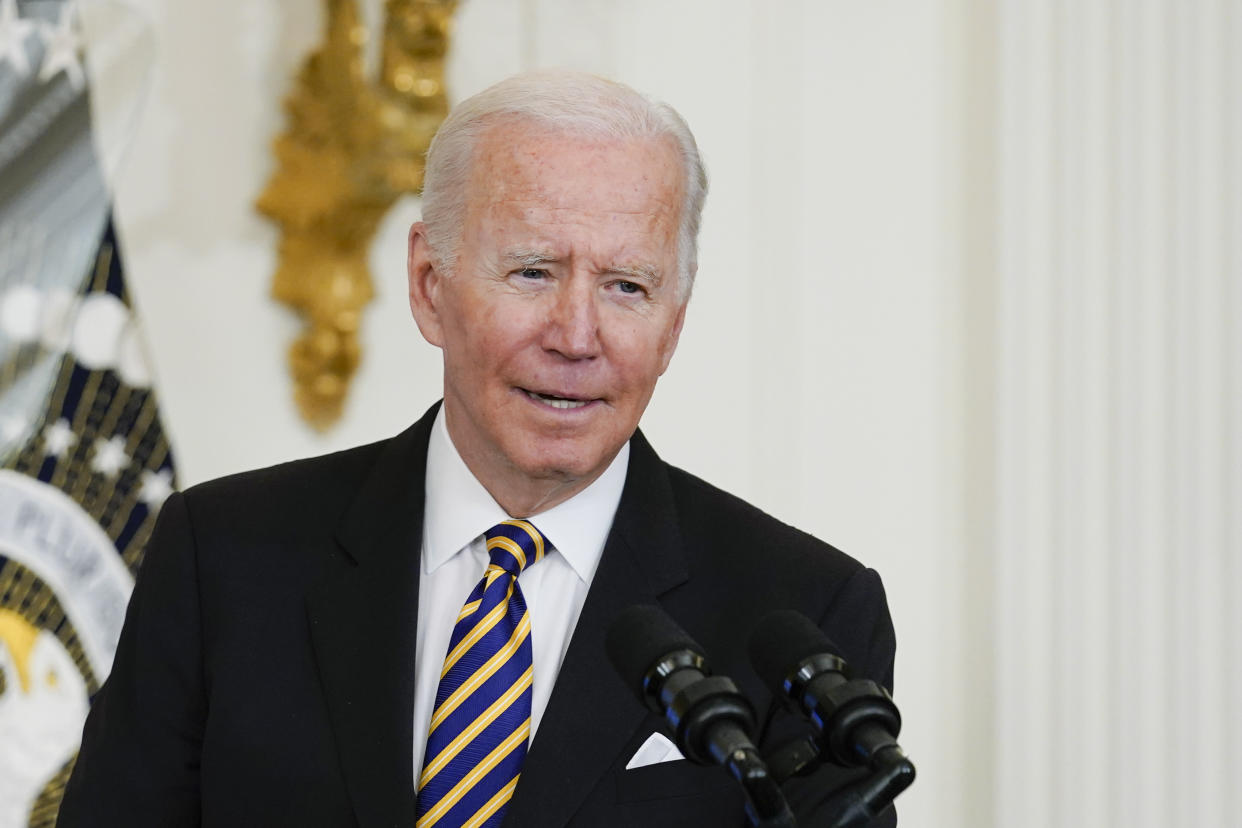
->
[306,405,439,828]
[504,431,689,828]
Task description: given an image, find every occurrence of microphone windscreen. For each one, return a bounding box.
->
[605,604,703,694]
[748,610,843,693]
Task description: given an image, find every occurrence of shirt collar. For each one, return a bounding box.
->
[422,406,629,583]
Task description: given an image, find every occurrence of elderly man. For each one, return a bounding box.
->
[60,71,896,827]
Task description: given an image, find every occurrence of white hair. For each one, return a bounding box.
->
[420,69,709,297]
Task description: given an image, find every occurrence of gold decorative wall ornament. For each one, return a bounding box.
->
[257,0,456,429]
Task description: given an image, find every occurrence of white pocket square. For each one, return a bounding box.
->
[625,731,686,770]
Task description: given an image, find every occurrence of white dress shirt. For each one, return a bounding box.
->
[411,408,628,779]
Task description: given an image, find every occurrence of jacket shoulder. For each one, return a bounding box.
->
[659,462,894,690]
[174,437,394,542]
[663,463,867,577]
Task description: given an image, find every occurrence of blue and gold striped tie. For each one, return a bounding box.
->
[415,519,548,828]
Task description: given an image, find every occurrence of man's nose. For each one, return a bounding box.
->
[543,278,601,359]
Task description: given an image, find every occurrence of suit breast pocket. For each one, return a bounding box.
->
[615,758,742,804]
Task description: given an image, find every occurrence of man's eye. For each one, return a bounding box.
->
[517,268,547,280]
[615,281,643,295]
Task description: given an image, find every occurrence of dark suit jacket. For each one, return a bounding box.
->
[60,404,897,827]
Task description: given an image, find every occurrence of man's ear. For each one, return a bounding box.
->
[407,222,445,348]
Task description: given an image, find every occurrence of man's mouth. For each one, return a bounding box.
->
[521,389,592,410]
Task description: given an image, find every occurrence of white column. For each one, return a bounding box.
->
[995,1,1241,826]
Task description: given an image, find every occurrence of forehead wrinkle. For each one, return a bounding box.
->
[497,198,677,225]
[493,202,679,255]
[466,127,683,286]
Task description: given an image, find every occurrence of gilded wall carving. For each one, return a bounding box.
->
[257,0,456,429]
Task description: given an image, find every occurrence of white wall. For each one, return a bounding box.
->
[88,1,992,825]
[994,2,1241,826]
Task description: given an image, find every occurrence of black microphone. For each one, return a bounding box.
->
[749,610,908,770]
[606,605,794,828]
[749,610,915,825]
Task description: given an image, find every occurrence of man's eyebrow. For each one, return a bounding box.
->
[609,263,662,285]
[501,247,558,267]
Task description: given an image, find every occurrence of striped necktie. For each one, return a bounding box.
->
[415,519,548,828]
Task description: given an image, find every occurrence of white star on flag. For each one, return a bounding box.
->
[38,1,83,89]
[90,435,129,477]
[0,0,35,77]
[138,468,174,509]
[0,414,28,441]
[43,418,77,456]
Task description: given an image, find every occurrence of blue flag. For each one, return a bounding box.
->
[0,2,174,825]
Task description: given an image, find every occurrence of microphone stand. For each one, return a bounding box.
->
[707,725,797,828]
[816,742,915,827]
[766,684,917,827]
[815,680,916,827]
[747,611,917,826]
[663,675,797,828]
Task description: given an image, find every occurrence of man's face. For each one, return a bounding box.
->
[408,121,688,513]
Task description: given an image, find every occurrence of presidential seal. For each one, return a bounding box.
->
[0,471,134,827]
